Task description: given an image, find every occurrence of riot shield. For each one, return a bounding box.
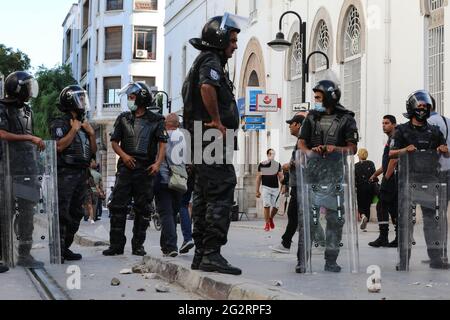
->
[0,140,61,268]
[397,150,448,271]
[296,150,359,274]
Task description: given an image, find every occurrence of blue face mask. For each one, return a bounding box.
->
[314,102,326,113]
[128,100,138,112]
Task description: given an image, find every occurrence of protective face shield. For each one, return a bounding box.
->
[406,90,432,122]
[69,90,90,115]
[119,82,143,98]
[20,78,40,99]
[219,13,249,34]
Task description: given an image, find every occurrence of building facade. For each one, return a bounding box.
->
[62,0,165,194]
[164,0,449,215]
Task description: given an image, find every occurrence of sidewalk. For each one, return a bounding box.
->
[74,214,450,300]
[0,268,41,300]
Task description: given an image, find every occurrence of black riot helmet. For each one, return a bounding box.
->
[313,80,341,108]
[119,82,155,109]
[58,85,90,118]
[4,71,39,102]
[405,90,433,122]
[189,13,246,51]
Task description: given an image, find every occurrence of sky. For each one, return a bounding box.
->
[0,0,76,71]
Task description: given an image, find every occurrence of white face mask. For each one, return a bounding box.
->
[128,100,138,112]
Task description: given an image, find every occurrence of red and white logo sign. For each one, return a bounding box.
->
[256,94,279,112]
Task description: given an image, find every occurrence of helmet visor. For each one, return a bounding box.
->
[70,90,90,111]
[119,82,145,98]
[21,78,39,99]
[220,13,250,34]
[410,91,433,109]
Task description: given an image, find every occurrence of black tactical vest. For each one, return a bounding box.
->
[0,100,37,173]
[119,112,160,162]
[56,116,92,168]
[307,109,353,148]
[182,51,240,134]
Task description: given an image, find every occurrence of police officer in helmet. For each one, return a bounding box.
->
[182,14,244,276]
[103,82,168,257]
[0,71,46,270]
[298,79,359,273]
[50,85,97,263]
[389,90,449,270]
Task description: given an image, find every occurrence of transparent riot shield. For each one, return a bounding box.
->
[397,150,448,271]
[296,150,359,274]
[0,140,61,268]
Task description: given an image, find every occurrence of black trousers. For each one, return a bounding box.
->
[192,164,236,255]
[282,187,298,249]
[108,166,154,250]
[57,167,88,252]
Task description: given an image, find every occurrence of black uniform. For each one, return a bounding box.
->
[108,110,168,252]
[184,50,240,260]
[299,105,359,266]
[0,99,39,263]
[378,136,399,241]
[391,121,447,265]
[50,114,93,255]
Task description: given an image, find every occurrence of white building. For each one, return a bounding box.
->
[62,0,165,193]
[165,0,449,214]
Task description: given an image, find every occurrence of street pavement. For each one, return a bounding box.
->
[0,268,41,300]
[66,213,450,300]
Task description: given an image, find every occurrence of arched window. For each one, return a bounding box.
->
[312,20,332,82]
[289,33,303,109]
[342,5,362,125]
[425,0,445,113]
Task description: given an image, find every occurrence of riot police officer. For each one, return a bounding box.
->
[389,90,449,270]
[298,80,359,273]
[103,82,167,257]
[182,14,243,275]
[0,71,45,269]
[50,85,97,262]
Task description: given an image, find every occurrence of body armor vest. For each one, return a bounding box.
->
[309,113,343,147]
[58,116,92,168]
[120,113,156,159]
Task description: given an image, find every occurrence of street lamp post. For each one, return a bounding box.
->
[155,90,172,114]
[268,11,330,104]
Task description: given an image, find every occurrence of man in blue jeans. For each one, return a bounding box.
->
[179,165,195,254]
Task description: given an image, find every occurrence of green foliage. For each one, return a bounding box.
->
[0,44,31,77]
[31,65,77,139]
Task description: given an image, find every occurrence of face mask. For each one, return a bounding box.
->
[128,100,138,112]
[313,102,326,113]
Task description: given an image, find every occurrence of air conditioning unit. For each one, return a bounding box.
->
[136,49,148,59]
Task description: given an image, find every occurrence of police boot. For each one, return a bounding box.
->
[199,251,242,276]
[0,264,9,273]
[191,249,204,270]
[17,244,44,269]
[103,247,124,256]
[324,250,341,273]
[369,226,389,248]
[63,249,82,261]
[132,246,147,257]
[388,225,398,248]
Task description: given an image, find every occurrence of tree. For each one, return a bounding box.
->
[0,44,31,77]
[31,65,77,140]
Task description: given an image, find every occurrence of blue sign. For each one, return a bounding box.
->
[237,98,246,117]
[244,124,266,131]
[244,117,266,124]
[249,89,264,112]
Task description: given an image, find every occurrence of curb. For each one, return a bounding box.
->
[141,256,312,300]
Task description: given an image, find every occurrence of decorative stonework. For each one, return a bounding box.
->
[336,0,366,64]
[308,7,334,71]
